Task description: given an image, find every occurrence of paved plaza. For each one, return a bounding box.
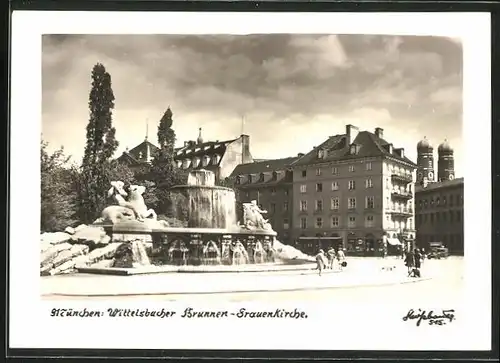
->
[41,257,464,302]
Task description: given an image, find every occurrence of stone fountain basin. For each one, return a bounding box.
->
[93,221,277,236]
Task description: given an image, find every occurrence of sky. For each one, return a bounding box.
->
[42,34,463,175]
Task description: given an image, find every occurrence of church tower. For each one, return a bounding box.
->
[416,136,435,184]
[437,139,455,181]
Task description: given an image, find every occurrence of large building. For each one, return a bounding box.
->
[117,108,254,182]
[229,157,299,244]
[415,138,463,255]
[290,125,417,255]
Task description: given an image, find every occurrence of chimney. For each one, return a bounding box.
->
[400,148,405,158]
[387,143,393,154]
[375,127,384,139]
[346,124,360,145]
[297,153,305,157]
[240,134,252,164]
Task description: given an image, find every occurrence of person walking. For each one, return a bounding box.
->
[327,246,336,270]
[337,248,346,271]
[414,248,422,271]
[315,249,326,276]
[404,249,415,275]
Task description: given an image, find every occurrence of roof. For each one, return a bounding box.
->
[415,177,464,193]
[128,140,159,158]
[174,138,237,160]
[116,151,142,166]
[230,156,299,177]
[291,131,417,167]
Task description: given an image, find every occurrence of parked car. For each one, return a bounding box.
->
[427,242,449,259]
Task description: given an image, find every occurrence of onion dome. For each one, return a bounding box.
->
[438,139,453,153]
[417,136,433,151]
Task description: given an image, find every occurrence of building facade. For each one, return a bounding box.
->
[415,137,463,255]
[415,178,464,255]
[290,125,417,255]
[117,113,254,182]
[229,157,299,245]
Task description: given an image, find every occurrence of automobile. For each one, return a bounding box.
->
[427,242,449,259]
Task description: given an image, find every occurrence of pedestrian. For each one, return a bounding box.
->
[414,248,422,270]
[404,249,415,275]
[327,246,336,270]
[337,248,346,271]
[315,249,326,276]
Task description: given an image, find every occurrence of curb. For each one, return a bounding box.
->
[43,277,433,298]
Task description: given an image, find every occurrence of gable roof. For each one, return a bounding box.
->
[116,151,142,165]
[128,140,160,158]
[230,156,299,177]
[291,131,416,167]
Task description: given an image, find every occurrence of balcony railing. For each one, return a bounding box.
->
[391,173,413,183]
[386,208,413,217]
[391,190,413,200]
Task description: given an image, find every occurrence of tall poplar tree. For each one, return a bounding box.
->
[77,63,120,222]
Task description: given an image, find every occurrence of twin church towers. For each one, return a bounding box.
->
[416,136,455,185]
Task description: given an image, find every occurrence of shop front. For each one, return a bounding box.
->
[297,235,343,255]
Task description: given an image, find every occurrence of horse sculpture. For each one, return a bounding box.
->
[95,181,158,224]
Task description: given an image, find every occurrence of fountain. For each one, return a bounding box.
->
[86,169,314,273]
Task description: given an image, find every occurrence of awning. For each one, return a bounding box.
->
[386,238,402,246]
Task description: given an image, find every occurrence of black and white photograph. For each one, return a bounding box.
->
[9,12,491,352]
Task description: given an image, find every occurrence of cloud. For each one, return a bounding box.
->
[42,34,464,175]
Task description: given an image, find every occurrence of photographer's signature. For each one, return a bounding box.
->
[402,309,455,327]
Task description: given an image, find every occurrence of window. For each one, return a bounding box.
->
[300,217,307,229]
[315,217,323,228]
[331,181,339,191]
[235,176,241,185]
[365,215,374,227]
[283,218,289,229]
[436,212,440,222]
[315,200,323,212]
[443,196,447,205]
[270,203,276,213]
[366,162,372,171]
[365,178,373,188]
[300,200,307,211]
[348,197,356,209]
[348,216,356,228]
[316,168,322,176]
[450,195,454,206]
[284,189,289,196]
[430,213,434,224]
[366,196,374,209]
[283,201,289,211]
[271,188,276,195]
[436,197,440,206]
[316,183,323,192]
[301,170,307,178]
[331,216,339,227]
[349,165,355,172]
[430,198,434,207]
[331,197,339,210]
[348,180,356,190]
[332,167,338,175]
[300,184,307,193]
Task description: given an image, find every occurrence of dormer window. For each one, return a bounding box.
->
[138,151,143,159]
[350,144,358,155]
[212,154,221,165]
[182,159,191,169]
[176,160,182,168]
[272,171,278,181]
[248,174,253,183]
[259,172,265,182]
[236,176,241,185]
[192,157,201,168]
[202,155,210,167]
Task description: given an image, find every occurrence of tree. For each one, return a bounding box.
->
[77,63,119,222]
[40,141,78,232]
[149,107,188,213]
